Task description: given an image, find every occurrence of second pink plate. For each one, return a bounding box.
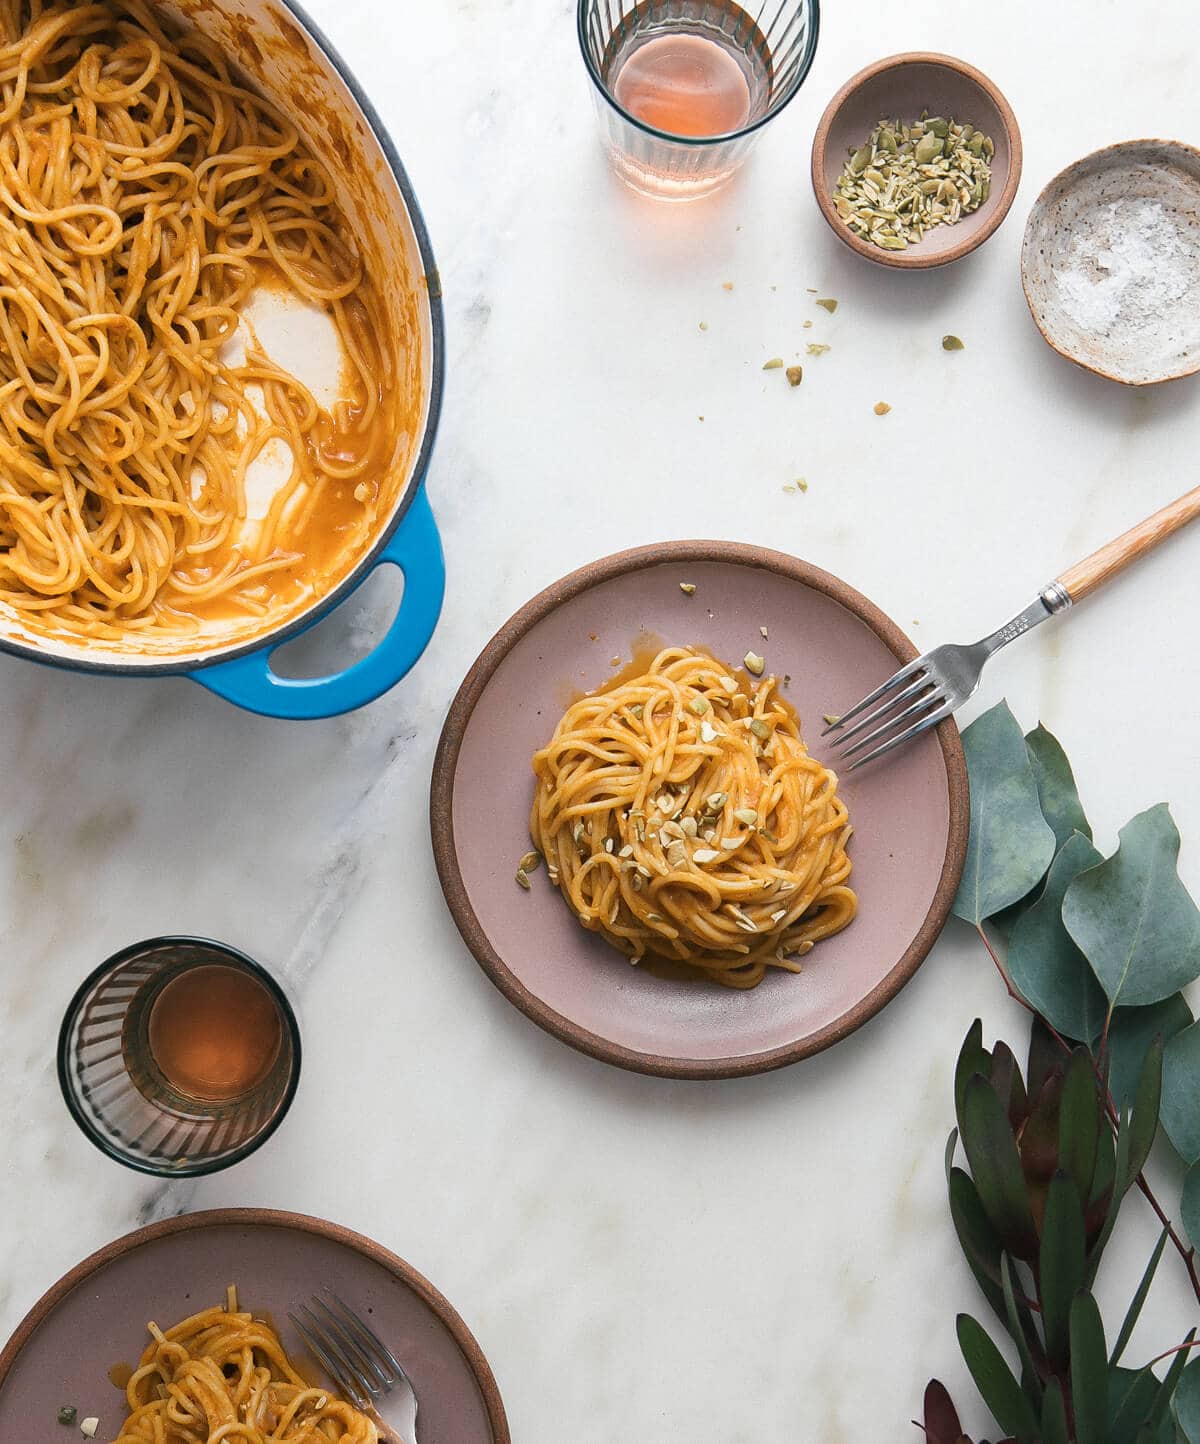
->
[432,543,968,1079]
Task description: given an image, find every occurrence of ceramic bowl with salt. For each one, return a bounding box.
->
[1022,140,1200,385]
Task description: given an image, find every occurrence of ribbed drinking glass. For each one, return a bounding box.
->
[578,0,819,199]
[58,937,300,1177]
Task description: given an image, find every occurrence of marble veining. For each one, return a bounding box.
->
[2,0,1199,1438]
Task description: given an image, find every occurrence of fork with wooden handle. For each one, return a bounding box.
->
[823,482,1200,769]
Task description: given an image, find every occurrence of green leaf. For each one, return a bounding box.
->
[1026,723,1092,848]
[1110,1226,1170,1367]
[1058,1046,1101,1206]
[1182,1160,1200,1246]
[1126,1035,1163,1189]
[1040,1173,1086,1368]
[1027,1014,1062,1099]
[950,1166,1007,1320]
[1087,1120,1117,1240]
[1019,1071,1063,1236]
[956,1313,1040,1438]
[944,1127,959,1187]
[1088,1104,1132,1276]
[1163,1021,1200,1164]
[1150,1329,1197,1429]
[1174,1357,1200,1442]
[1109,1365,1168,1444]
[954,702,1057,924]
[956,1019,992,1136]
[1108,995,1193,1111]
[1040,1380,1069,1444]
[1069,1292,1108,1444]
[1063,804,1200,1007]
[1000,1253,1042,1411]
[961,1074,1038,1259]
[1009,834,1107,1041]
[990,1039,1028,1128]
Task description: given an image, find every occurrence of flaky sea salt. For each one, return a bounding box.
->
[1054,199,1192,332]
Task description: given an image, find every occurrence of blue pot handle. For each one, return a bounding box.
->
[191,487,444,720]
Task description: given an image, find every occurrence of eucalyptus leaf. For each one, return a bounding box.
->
[961,1074,1039,1260]
[1069,1292,1109,1444]
[1182,1160,1200,1247]
[1163,1021,1200,1164]
[1173,1358,1200,1442]
[1108,995,1193,1112]
[956,1313,1040,1438]
[1026,723,1092,848]
[1008,833,1107,1041]
[1063,804,1200,1008]
[954,702,1056,925]
[1040,1173,1086,1368]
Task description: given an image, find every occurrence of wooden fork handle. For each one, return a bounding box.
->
[1057,483,1200,603]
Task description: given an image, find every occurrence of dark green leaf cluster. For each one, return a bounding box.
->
[923,1024,1195,1442]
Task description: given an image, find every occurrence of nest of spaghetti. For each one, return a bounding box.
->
[530,646,857,989]
[114,1288,378,1442]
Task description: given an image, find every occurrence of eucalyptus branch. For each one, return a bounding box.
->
[1146,1337,1200,1369]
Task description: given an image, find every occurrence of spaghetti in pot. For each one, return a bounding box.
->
[113,1287,379,1442]
[0,0,395,646]
[530,647,857,989]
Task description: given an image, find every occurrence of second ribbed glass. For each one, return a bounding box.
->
[578,0,819,200]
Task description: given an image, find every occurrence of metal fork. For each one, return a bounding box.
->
[290,1291,420,1444]
[823,481,1200,770]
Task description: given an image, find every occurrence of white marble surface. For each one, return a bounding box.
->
[3,0,1200,1438]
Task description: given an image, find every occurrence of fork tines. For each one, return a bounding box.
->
[821,657,953,770]
[289,1290,409,1412]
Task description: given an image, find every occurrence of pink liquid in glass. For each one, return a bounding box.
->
[613,32,752,138]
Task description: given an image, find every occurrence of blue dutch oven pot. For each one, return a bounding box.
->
[0,0,445,721]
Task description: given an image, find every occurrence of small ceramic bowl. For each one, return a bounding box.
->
[811,52,1022,269]
[1022,140,1200,385]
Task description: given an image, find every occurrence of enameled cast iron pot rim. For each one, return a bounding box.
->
[0,1208,511,1442]
[0,0,445,679]
[430,540,971,1081]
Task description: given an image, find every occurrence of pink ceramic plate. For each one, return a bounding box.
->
[432,543,968,1079]
[0,1210,508,1442]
